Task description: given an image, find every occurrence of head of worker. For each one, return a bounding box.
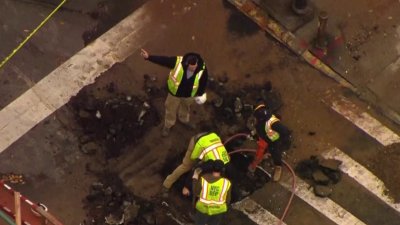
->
[253,103,272,122]
[211,160,225,176]
[185,55,199,72]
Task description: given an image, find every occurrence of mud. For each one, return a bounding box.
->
[368,143,400,202]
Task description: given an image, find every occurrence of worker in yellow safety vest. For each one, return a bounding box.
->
[249,103,292,181]
[141,49,208,137]
[192,160,231,225]
[162,132,230,197]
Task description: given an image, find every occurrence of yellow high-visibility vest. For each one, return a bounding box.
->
[196,177,231,215]
[167,56,205,97]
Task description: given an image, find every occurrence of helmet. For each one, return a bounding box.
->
[253,104,270,120]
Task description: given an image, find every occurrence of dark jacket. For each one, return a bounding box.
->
[147,53,208,97]
[255,114,291,149]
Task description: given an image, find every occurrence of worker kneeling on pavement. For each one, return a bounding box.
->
[249,103,292,181]
[162,132,230,196]
[192,160,231,225]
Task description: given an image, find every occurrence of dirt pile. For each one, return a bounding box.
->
[82,172,160,225]
[69,88,160,159]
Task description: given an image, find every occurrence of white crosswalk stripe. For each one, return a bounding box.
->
[329,96,400,146]
[280,176,367,225]
[321,147,400,213]
[232,197,286,225]
[0,3,158,154]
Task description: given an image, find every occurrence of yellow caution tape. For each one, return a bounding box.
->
[0,0,67,70]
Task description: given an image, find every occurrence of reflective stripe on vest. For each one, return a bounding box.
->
[199,178,230,205]
[167,56,205,97]
[265,115,280,141]
[199,143,223,160]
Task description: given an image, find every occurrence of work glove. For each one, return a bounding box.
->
[194,93,207,105]
[192,168,202,180]
[182,187,191,196]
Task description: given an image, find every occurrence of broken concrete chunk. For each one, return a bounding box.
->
[312,170,330,185]
[314,184,333,197]
[143,213,156,225]
[123,202,140,221]
[79,109,91,119]
[319,158,342,171]
[81,142,99,155]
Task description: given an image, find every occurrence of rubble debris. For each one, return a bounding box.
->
[143,74,161,97]
[69,88,160,159]
[83,172,158,225]
[319,158,342,171]
[211,83,282,129]
[1,173,25,184]
[314,184,333,197]
[295,156,342,197]
[81,142,99,155]
[312,170,330,185]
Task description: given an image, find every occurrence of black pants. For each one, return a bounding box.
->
[269,142,283,166]
[195,211,224,225]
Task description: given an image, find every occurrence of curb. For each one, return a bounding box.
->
[227,0,400,127]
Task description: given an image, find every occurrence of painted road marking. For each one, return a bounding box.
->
[321,147,400,213]
[232,197,286,225]
[329,96,400,146]
[0,2,161,154]
[280,177,366,225]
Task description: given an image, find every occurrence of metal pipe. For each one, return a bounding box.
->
[316,11,329,50]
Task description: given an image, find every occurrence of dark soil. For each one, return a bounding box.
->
[69,87,161,159]
[83,172,161,225]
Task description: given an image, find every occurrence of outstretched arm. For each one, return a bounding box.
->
[140,48,176,69]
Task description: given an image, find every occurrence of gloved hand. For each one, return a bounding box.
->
[195,93,207,105]
[182,187,190,196]
[192,168,202,180]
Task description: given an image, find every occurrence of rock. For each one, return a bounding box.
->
[105,213,124,225]
[104,187,113,195]
[85,162,104,174]
[123,202,140,221]
[81,142,99,155]
[312,170,330,185]
[322,169,341,184]
[79,135,91,144]
[84,97,97,111]
[91,182,104,190]
[213,96,224,108]
[217,73,229,83]
[234,97,243,113]
[314,184,333,197]
[143,213,156,225]
[319,159,342,171]
[79,109,91,119]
